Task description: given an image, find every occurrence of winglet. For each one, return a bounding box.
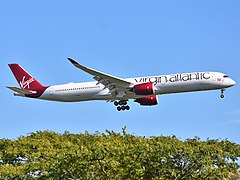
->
[67,57,75,63]
[67,57,132,88]
[68,58,79,67]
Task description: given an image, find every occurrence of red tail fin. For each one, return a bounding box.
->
[8,64,45,91]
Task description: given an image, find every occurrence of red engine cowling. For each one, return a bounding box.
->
[133,82,156,95]
[135,95,158,106]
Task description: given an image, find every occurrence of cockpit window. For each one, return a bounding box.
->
[223,75,229,78]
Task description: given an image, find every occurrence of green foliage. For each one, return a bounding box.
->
[0,130,239,179]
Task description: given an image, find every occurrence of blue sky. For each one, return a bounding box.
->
[1,1,239,143]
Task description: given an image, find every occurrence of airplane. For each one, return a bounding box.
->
[7,58,236,111]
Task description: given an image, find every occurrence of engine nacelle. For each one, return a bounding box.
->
[135,95,158,106]
[133,82,156,95]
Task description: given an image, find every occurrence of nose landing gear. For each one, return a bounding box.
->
[114,100,130,111]
[220,89,225,98]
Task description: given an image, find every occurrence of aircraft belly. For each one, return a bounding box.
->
[39,88,111,102]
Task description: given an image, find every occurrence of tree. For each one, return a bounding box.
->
[0,130,239,179]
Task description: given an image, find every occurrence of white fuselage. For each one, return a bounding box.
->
[38,72,235,102]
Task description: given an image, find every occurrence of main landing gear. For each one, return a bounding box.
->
[114,100,130,111]
[220,89,225,98]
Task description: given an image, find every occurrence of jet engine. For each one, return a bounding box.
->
[132,82,157,95]
[135,95,158,106]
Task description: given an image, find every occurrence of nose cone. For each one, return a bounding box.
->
[229,79,236,87]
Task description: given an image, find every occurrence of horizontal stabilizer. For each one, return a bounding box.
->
[6,86,37,95]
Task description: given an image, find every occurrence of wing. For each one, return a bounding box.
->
[68,58,134,98]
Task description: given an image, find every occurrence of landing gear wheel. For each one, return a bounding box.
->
[119,100,127,106]
[119,100,123,106]
[117,106,122,111]
[126,105,130,110]
[115,100,130,111]
[220,89,225,99]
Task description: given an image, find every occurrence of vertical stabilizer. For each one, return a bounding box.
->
[8,64,45,91]
[8,64,48,97]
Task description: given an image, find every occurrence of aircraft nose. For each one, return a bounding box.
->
[230,79,236,86]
